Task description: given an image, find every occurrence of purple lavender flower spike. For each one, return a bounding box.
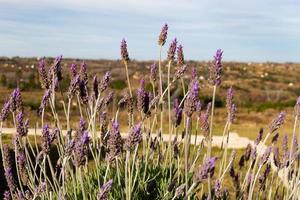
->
[150,63,158,82]
[269,111,285,134]
[0,100,11,121]
[74,130,90,167]
[38,58,49,89]
[93,75,99,99]
[5,167,16,192]
[79,79,89,104]
[38,89,51,115]
[193,157,217,183]
[106,120,124,162]
[167,38,177,62]
[244,143,252,161]
[80,61,88,84]
[17,151,28,185]
[100,72,110,92]
[184,79,200,117]
[209,49,223,86]
[177,44,184,66]
[258,164,271,191]
[97,179,113,200]
[214,179,223,198]
[271,132,279,144]
[120,39,130,62]
[282,134,288,152]
[173,99,183,127]
[67,75,80,99]
[273,147,281,168]
[104,91,114,107]
[175,64,187,79]
[255,128,264,145]
[52,55,63,81]
[196,100,202,118]
[125,123,143,151]
[137,79,150,114]
[3,190,11,200]
[16,111,28,137]
[158,23,168,46]
[70,63,77,77]
[191,67,197,80]
[201,102,212,137]
[10,88,23,112]
[41,124,57,154]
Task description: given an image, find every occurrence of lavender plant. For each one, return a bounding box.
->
[0,24,299,200]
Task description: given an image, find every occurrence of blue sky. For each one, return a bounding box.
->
[0,0,300,62]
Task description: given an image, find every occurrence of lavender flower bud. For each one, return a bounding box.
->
[120,39,129,62]
[209,49,223,86]
[52,55,63,81]
[282,134,288,152]
[100,112,108,141]
[268,112,285,134]
[106,120,123,162]
[273,147,281,168]
[167,179,176,192]
[193,157,217,183]
[10,88,23,112]
[97,180,113,200]
[0,100,11,121]
[292,136,298,156]
[17,151,28,185]
[173,99,183,127]
[79,79,89,104]
[226,87,236,123]
[16,112,28,137]
[3,191,11,200]
[294,96,300,117]
[167,38,177,62]
[251,146,257,160]
[100,72,110,92]
[125,123,142,151]
[196,100,202,118]
[103,91,114,107]
[173,136,180,159]
[137,79,150,114]
[255,128,264,145]
[149,94,160,109]
[80,61,88,84]
[70,63,77,77]
[191,67,197,80]
[41,124,58,154]
[38,89,51,115]
[93,75,99,99]
[260,147,271,166]
[150,63,158,82]
[5,168,16,192]
[201,102,211,137]
[258,164,271,191]
[177,44,184,66]
[158,23,168,46]
[244,143,252,161]
[214,179,223,198]
[74,130,90,167]
[38,58,50,89]
[175,64,187,79]
[184,80,200,117]
[271,132,279,144]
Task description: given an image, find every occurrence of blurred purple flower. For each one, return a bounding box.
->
[209,49,223,86]
[120,39,130,62]
[167,38,177,62]
[177,44,184,66]
[158,23,168,46]
[97,179,113,200]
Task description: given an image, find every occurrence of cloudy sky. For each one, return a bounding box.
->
[0,0,300,62]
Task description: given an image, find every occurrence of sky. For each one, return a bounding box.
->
[0,0,300,62]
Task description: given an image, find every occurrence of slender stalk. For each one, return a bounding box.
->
[184,117,191,197]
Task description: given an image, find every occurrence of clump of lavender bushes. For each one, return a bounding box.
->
[0,24,300,200]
